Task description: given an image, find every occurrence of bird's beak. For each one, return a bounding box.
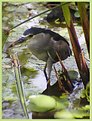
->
[8,34,33,48]
[3,33,33,53]
[8,36,26,48]
[3,37,26,53]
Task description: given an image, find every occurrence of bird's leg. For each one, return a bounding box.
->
[44,62,50,89]
[44,63,49,82]
[44,58,53,88]
[47,58,53,86]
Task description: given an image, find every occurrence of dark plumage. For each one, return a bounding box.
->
[45,7,80,23]
[9,27,72,85]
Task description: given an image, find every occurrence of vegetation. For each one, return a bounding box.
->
[2,2,90,119]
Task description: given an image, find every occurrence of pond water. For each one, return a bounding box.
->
[2,2,89,119]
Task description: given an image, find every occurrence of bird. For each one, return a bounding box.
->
[44,6,80,24]
[44,6,89,25]
[8,27,72,87]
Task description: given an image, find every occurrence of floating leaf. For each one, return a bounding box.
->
[53,96,68,110]
[54,110,74,119]
[27,94,56,112]
[21,66,38,78]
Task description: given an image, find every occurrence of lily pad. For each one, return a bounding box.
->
[27,94,56,112]
[54,110,74,119]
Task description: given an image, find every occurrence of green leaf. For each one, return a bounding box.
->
[62,4,71,27]
[27,94,56,112]
[54,110,74,119]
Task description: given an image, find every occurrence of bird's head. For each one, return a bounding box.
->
[23,27,45,36]
[8,27,46,48]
